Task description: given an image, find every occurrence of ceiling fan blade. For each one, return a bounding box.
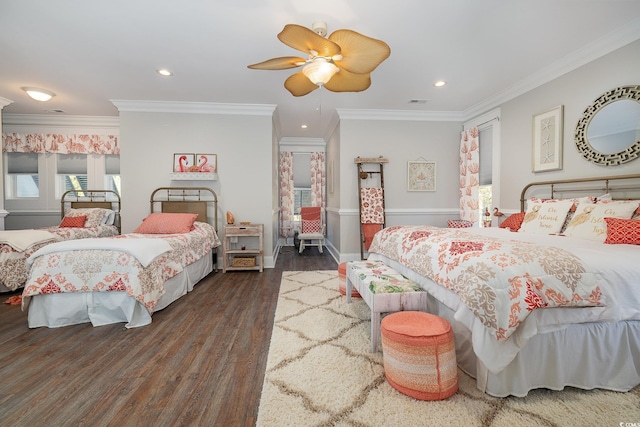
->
[278,24,341,57]
[284,72,320,97]
[323,68,371,93]
[328,29,390,74]
[247,56,306,70]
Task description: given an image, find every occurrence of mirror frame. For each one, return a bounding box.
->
[574,85,640,166]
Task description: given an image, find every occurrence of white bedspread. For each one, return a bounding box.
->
[0,230,56,252]
[28,237,172,267]
[368,226,640,373]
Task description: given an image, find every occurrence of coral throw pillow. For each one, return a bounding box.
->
[60,215,87,228]
[604,217,640,245]
[499,212,525,232]
[133,213,199,234]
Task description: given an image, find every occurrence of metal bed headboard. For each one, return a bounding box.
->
[149,187,218,232]
[520,174,640,212]
[61,189,121,232]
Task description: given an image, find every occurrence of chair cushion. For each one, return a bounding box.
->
[302,218,321,233]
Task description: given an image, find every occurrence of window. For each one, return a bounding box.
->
[104,154,121,197]
[56,154,88,198]
[478,126,493,226]
[5,152,39,198]
[293,188,312,221]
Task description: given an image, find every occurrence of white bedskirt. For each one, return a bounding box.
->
[27,251,214,329]
[369,253,640,397]
[427,292,640,397]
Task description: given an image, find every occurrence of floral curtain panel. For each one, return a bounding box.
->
[310,152,325,208]
[2,133,119,154]
[310,152,326,234]
[459,127,480,224]
[279,151,294,238]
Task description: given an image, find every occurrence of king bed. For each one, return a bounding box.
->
[21,186,221,329]
[0,189,121,293]
[367,174,640,397]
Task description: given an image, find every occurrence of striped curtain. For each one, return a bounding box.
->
[279,152,294,238]
[459,128,480,224]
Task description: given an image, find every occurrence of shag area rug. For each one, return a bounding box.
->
[256,270,640,427]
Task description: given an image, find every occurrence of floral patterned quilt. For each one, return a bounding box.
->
[368,225,604,341]
[22,222,221,312]
[0,225,119,291]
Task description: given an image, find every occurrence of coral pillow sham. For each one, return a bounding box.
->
[133,213,199,234]
[59,215,87,228]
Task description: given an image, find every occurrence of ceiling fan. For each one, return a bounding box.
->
[248,21,390,97]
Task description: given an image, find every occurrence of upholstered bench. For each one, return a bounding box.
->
[381,311,458,400]
[346,259,427,352]
[338,262,361,298]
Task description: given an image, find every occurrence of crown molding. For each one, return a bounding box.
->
[336,109,464,122]
[463,17,640,120]
[2,113,119,128]
[0,97,14,109]
[110,100,276,116]
[279,137,326,152]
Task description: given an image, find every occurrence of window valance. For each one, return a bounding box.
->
[2,133,119,154]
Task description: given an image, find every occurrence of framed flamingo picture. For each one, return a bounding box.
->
[196,153,217,173]
[173,153,195,172]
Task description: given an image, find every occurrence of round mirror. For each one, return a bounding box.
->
[575,85,640,166]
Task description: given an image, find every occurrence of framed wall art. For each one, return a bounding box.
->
[196,153,217,173]
[407,160,436,191]
[173,153,195,172]
[532,105,563,172]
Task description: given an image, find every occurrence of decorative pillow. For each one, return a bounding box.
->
[499,212,525,232]
[101,209,117,225]
[526,196,592,212]
[64,208,111,228]
[133,213,199,234]
[301,219,321,234]
[564,200,639,242]
[518,200,574,234]
[604,217,640,245]
[59,215,87,228]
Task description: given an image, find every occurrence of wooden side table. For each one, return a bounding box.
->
[222,223,264,272]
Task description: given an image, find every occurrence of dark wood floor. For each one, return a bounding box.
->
[0,247,337,427]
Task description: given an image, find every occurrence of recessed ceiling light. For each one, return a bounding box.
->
[301,124,308,129]
[157,69,173,77]
[434,80,446,87]
[409,99,428,104]
[22,87,55,101]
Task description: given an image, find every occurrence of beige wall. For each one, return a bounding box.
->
[117,106,276,266]
[498,39,640,210]
[335,118,462,260]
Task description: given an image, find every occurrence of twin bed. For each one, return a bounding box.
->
[20,186,220,329]
[367,174,640,397]
[0,190,121,293]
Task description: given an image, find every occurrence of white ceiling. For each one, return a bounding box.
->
[1,1,640,138]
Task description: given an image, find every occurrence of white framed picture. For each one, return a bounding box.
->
[532,105,563,172]
[407,160,436,191]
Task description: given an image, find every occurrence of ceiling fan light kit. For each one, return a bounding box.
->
[302,58,339,85]
[248,21,390,96]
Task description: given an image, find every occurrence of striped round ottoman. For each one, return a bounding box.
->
[338,262,360,298]
[381,311,457,400]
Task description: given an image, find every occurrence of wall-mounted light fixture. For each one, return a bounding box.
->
[22,87,56,102]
